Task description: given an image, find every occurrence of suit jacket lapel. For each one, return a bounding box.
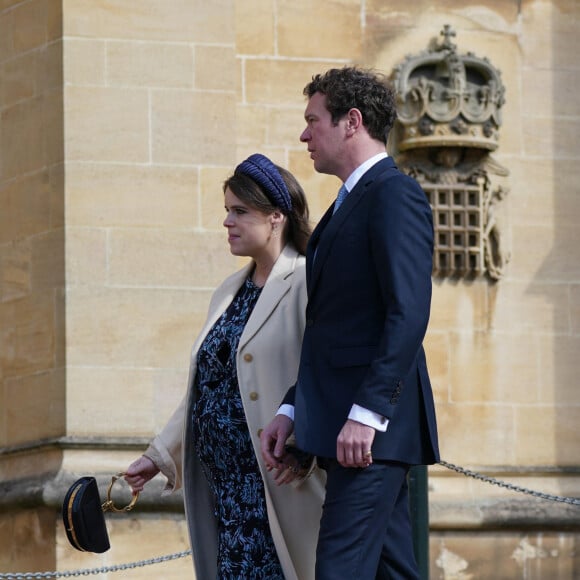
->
[308,158,395,297]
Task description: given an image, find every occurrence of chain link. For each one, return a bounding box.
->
[438,460,580,506]
[0,549,192,579]
[2,461,579,579]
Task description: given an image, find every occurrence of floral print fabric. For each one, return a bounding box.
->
[193,277,284,579]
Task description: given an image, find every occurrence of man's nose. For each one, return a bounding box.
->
[300,128,310,142]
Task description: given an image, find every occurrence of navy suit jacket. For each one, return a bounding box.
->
[284,157,439,465]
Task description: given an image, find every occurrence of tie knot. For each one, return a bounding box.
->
[333,184,349,214]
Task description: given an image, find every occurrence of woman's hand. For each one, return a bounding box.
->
[124,455,160,493]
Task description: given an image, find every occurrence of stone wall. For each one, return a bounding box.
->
[0,0,578,578]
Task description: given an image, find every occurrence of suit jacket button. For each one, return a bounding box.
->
[243,353,253,362]
[249,392,259,401]
[257,428,263,437]
[306,319,314,327]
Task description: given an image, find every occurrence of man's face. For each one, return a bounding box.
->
[300,92,345,176]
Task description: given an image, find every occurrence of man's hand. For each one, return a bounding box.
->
[336,419,376,468]
[260,414,294,470]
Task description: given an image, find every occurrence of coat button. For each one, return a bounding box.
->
[257,428,263,437]
[243,353,253,362]
[249,392,259,401]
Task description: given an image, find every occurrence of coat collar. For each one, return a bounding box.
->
[204,244,300,350]
[240,244,300,348]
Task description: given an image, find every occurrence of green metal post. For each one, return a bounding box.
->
[409,464,430,579]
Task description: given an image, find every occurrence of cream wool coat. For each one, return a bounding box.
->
[144,244,325,580]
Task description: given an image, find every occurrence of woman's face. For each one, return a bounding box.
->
[223,187,280,260]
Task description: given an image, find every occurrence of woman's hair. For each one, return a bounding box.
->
[303,66,397,145]
[223,160,311,255]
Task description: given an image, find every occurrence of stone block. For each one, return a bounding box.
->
[46,0,63,42]
[66,287,213,368]
[522,68,580,118]
[521,0,580,69]
[49,163,65,229]
[449,330,540,405]
[0,98,46,180]
[277,0,362,60]
[107,40,194,88]
[64,39,105,86]
[508,159,580,228]
[30,228,64,291]
[515,405,580,465]
[423,331,450,405]
[539,335,580,405]
[267,106,305,148]
[66,367,185,437]
[522,117,580,158]
[200,165,232,230]
[288,150,341,222]
[0,52,36,107]
[151,89,236,165]
[429,279,488,332]
[235,0,274,55]
[107,229,237,289]
[0,169,54,244]
[65,163,199,228]
[65,227,107,286]
[489,280,571,335]
[234,104,269,146]
[43,89,64,166]
[4,369,65,445]
[11,0,47,53]
[195,44,236,91]
[572,285,580,335]
[244,59,336,107]
[64,0,234,43]
[65,86,149,162]
[510,224,580,282]
[0,239,31,302]
[431,531,580,580]
[56,513,190,579]
[365,0,520,26]
[0,10,14,61]
[436,401,515,465]
[0,508,56,572]
[0,294,57,379]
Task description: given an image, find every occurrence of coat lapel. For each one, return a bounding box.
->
[239,245,298,349]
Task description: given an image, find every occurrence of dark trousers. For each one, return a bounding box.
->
[315,459,419,580]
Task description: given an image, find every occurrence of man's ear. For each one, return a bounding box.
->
[346,107,363,134]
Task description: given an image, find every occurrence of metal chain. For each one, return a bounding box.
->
[2,461,579,579]
[0,549,192,579]
[438,460,580,506]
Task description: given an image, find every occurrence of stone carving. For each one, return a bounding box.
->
[390,25,510,280]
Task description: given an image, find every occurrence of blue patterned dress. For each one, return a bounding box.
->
[192,276,284,579]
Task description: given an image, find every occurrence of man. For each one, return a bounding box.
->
[261,67,439,579]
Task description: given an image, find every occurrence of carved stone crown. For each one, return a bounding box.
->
[391,25,506,152]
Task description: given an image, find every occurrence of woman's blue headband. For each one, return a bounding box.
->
[235,154,293,214]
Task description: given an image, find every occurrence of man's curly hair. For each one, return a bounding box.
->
[303,67,397,144]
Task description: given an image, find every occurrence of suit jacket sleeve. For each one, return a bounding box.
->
[353,173,433,418]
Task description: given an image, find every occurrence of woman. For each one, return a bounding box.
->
[125,154,325,580]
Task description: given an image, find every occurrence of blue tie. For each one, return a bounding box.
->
[333,184,349,214]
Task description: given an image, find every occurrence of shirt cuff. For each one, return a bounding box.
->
[277,404,295,421]
[348,404,389,432]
